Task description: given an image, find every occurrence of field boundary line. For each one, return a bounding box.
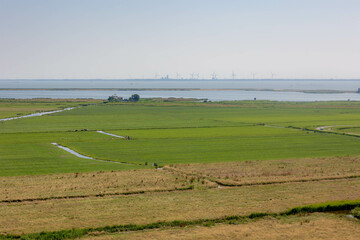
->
[0,124,257,135]
[3,174,358,204]
[212,175,360,187]
[263,124,360,139]
[0,185,195,204]
[163,166,360,188]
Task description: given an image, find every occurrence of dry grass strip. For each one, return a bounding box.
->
[1,178,360,235]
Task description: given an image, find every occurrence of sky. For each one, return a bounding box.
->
[0,0,359,79]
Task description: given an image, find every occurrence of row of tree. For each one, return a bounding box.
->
[107,94,140,102]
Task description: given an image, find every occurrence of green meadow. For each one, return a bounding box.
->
[0,98,101,119]
[0,131,141,176]
[335,126,360,134]
[70,126,360,165]
[1,100,360,176]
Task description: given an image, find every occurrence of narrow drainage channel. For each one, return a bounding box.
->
[51,143,134,165]
[51,143,94,159]
[0,107,76,122]
[96,131,125,138]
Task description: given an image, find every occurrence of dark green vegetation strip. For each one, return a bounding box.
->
[282,200,360,215]
[352,207,360,219]
[1,200,359,240]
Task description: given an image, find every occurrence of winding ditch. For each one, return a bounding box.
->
[51,142,133,165]
[0,107,75,122]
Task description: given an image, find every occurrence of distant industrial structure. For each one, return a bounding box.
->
[358,88,360,93]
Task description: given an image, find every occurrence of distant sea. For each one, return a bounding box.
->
[1,79,360,101]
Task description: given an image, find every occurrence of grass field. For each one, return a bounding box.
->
[2,100,360,133]
[334,126,360,134]
[1,100,360,175]
[85,213,360,240]
[0,169,206,202]
[0,131,144,176]
[0,98,101,119]
[1,99,360,239]
[168,156,360,185]
[1,178,360,234]
[2,124,360,175]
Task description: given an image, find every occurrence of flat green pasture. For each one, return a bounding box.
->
[0,98,100,119]
[65,126,360,165]
[0,132,143,176]
[1,102,360,133]
[335,126,360,134]
[0,104,239,133]
[1,100,360,176]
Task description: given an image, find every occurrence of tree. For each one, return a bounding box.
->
[107,94,122,102]
[129,94,140,102]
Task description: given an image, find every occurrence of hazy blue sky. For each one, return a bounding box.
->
[1,0,359,79]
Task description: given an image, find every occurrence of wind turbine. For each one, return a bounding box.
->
[251,72,257,80]
[211,72,217,80]
[271,72,276,79]
[231,71,236,80]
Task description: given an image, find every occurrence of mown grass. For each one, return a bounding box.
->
[168,156,360,185]
[0,169,205,202]
[84,213,360,240]
[1,200,359,240]
[1,178,360,235]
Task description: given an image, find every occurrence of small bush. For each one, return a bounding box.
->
[351,207,360,219]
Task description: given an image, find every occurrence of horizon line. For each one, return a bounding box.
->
[1,78,360,81]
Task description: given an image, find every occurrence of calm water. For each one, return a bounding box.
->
[1,79,360,101]
[1,90,360,102]
[1,79,360,90]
